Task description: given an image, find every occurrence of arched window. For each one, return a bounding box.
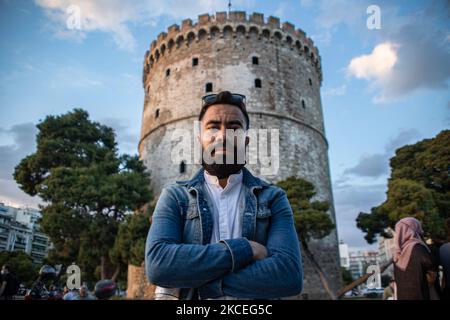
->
[166,68,170,77]
[249,26,259,38]
[205,82,213,92]
[179,161,186,173]
[309,78,312,86]
[210,26,220,38]
[236,25,246,37]
[302,100,306,109]
[223,25,233,38]
[192,57,199,66]
[155,108,160,118]
[252,56,259,65]
[198,29,207,41]
[255,78,262,88]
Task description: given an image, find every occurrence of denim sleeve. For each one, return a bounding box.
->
[145,186,253,288]
[198,189,303,299]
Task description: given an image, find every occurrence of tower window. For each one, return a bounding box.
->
[155,108,160,118]
[192,57,199,66]
[179,161,186,173]
[255,78,262,88]
[309,78,312,86]
[166,68,170,77]
[205,82,213,93]
[252,56,259,65]
[302,100,306,109]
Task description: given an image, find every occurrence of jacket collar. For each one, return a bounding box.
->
[176,167,271,190]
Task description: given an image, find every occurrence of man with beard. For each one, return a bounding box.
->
[146,91,302,299]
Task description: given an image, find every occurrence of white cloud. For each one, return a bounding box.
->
[274,2,288,20]
[323,84,347,96]
[100,117,139,155]
[333,183,387,248]
[345,1,450,103]
[341,128,420,179]
[315,0,368,30]
[35,0,256,50]
[343,153,389,178]
[347,42,398,80]
[0,123,43,208]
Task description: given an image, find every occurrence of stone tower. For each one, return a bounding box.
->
[138,11,342,299]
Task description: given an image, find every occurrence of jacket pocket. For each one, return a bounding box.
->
[256,204,272,218]
[182,204,201,244]
[186,204,200,219]
[255,203,271,244]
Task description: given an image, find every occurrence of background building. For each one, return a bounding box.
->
[0,202,52,265]
[348,250,379,280]
[339,240,350,270]
[378,232,396,278]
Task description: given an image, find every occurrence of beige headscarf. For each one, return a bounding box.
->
[394,217,430,271]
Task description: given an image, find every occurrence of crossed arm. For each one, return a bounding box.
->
[145,186,302,299]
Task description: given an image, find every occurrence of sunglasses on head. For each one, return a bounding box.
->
[201,93,246,107]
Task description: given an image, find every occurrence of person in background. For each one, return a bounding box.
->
[393,217,438,300]
[439,242,450,300]
[74,286,95,300]
[63,287,78,300]
[383,278,396,300]
[0,265,15,300]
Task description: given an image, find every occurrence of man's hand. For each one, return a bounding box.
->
[248,240,268,260]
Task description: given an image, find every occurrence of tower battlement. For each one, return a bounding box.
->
[142,11,322,86]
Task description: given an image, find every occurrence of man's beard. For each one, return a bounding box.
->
[201,144,246,179]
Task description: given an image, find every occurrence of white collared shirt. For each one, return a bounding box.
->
[204,170,245,244]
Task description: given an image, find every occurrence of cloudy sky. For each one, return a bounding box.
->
[1,0,449,250]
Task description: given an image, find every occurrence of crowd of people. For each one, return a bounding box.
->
[0,264,119,300]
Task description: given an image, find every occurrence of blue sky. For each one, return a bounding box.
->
[1,0,449,250]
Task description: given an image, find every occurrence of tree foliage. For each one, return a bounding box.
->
[276,177,335,244]
[14,109,152,283]
[0,251,39,287]
[276,176,337,299]
[357,130,450,244]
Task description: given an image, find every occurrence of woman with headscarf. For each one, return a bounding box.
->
[394,217,438,300]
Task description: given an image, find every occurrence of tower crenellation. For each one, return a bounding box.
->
[143,11,322,89]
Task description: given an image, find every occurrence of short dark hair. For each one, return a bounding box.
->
[199,91,250,129]
[2,264,10,271]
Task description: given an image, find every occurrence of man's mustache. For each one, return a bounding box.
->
[202,140,246,165]
[208,141,234,154]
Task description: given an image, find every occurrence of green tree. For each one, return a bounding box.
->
[341,267,353,286]
[13,109,152,283]
[357,130,450,244]
[110,204,153,269]
[0,251,39,287]
[276,177,336,299]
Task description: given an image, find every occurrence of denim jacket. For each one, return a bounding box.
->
[145,167,303,299]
